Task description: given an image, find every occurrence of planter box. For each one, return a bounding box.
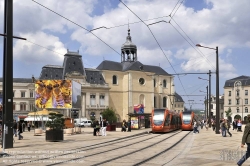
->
[106,125,116,131]
[46,130,64,142]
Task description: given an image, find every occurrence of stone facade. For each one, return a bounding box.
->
[224,76,250,122]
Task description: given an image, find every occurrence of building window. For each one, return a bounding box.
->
[139,94,145,105]
[30,91,34,98]
[245,99,248,105]
[154,79,156,87]
[13,91,15,97]
[21,91,25,98]
[245,90,248,96]
[228,99,231,105]
[90,94,96,106]
[245,107,248,113]
[20,102,26,111]
[228,91,231,96]
[236,99,239,105]
[163,97,167,107]
[13,102,16,111]
[237,107,239,113]
[112,75,117,85]
[154,96,156,108]
[236,90,240,97]
[29,103,35,111]
[163,79,167,88]
[99,95,105,106]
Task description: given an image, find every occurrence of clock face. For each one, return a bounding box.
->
[235,81,241,87]
[139,78,145,85]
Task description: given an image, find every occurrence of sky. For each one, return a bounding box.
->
[0,0,250,110]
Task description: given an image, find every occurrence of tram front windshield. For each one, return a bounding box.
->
[183,114,192,124]
[153,109,165,126]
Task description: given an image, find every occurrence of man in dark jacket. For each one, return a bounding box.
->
[237,115,250,165]
[13,120,17,137]
[17,121,23,140]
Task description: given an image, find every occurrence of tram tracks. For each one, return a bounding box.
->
[45,130,183,166]
[4,131,156,166]
[89,130,188,166]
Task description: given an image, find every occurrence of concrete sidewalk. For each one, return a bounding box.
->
[169,125,247,166]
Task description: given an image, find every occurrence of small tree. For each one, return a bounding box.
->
[225,108,232,118]
[46,112,65,130]
[102,107,117,124]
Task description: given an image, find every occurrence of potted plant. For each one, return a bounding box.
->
[102,107,117,131]
[45,112,65,142]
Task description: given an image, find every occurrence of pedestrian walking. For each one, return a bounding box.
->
[212,120,216,131]
[205,121,209,131]
[17,121,23,140]
[233,119,238,130]
[237,115,250,166]
[95,121,100,136]
[121,119,127,132]
[92,120,97,136]
[22,122,25,132]
[12,120,17,137]
[101,119,107,136]
[237,119,243,132]
[193,120,199,134]
[225,119,232,137]
[220,119,226,137]
[27,122,31,132]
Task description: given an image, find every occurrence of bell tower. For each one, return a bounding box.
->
[121,28,137,62]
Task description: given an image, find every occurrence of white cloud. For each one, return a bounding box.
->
[1,0,249,81]
[13,32,66,65]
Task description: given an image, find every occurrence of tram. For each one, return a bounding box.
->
[151,109,181,133]
[180,111,198,131]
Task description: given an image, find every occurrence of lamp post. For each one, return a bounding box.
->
[196,44,220,134]
[200,90,208,119]
[198,70,212,127]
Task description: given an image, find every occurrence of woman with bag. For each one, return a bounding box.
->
[121,119,127,132]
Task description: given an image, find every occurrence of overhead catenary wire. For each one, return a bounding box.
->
[32,0,121,56]
[26,40,95,68]
[119,0,191,108]
[170,0,184,19]
[171,18,216,70]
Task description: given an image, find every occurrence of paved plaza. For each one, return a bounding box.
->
[0,126,248,166]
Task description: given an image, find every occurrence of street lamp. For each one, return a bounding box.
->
[196,44,220,134]
[200,90,208,119]
[198,70,212,127]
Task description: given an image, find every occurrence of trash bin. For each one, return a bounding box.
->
[145,119,150,128]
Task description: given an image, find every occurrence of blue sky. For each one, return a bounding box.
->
[0,0,250,110]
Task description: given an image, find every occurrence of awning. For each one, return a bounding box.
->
[24,116,50,121]
[28,109,60,116]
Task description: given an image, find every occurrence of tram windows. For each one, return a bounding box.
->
[164,114,170,126]
[183,114,192,124]
[153,109,165,126]
[170,115,175,125]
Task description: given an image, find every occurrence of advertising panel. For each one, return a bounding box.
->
[35,80,72,108]
[131,117,139,129]
[72,81,81,109]
[134,104,144,114]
